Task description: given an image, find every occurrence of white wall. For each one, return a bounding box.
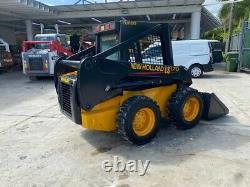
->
[0,26,17,45]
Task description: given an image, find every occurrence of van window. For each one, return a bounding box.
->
[34,35,56,49]
[210,42,222,51]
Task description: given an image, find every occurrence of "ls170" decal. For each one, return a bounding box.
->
[130,63,179,74]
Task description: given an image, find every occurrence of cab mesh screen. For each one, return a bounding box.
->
[128,35,163,65]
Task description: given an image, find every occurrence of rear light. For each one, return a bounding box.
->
[95,26,100,33]
[209,52,213,63]
[43,60,48,71]
[23,60,29,70]
[104,23,111,30]
[96,23,115,33]
[52,56,59,60]
[100,25,105,31]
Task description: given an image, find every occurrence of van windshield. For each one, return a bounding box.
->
[35,36,56,41]
[34,36,56,49]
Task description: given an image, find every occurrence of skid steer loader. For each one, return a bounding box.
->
[54,21,229,145]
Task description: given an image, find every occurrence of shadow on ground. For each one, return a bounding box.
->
[201,73,240,79]
[80,115,250,166]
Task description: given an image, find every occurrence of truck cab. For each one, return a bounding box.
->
[22,34,72,79]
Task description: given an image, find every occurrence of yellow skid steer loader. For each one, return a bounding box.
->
[54,21,228,145]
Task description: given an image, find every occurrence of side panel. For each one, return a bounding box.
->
[172,41,210,69]
[188,42,210,67]
[81,84,177,131]
[81,96,121,131]
[121,84,177,118]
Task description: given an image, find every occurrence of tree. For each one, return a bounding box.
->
[219,0,250,34]
[200,1,250,41]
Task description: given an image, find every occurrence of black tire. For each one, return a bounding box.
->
[189,64,203,78]
[168,87,203,130]
[116,96,161,145]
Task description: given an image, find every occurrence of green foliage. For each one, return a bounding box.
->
[207,0,250,41]
[202,27,225,41]
[219,0,250,32]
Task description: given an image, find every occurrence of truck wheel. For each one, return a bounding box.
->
[189,64,203,78]
[116,96,161,145]
[168,87,203,130]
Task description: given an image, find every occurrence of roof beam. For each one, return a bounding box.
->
[0,23,25,30]
[52,19,191,28]
[38,5,201,19]
[0,8,25,19]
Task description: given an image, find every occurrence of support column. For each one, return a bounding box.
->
[190,10,201,39]
[25,20,33,41]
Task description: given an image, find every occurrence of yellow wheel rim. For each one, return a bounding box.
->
[183,96,200,122]
[132,108,155,137]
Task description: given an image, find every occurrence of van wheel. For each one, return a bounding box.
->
[116,96,161,145]
[189,64,203,78]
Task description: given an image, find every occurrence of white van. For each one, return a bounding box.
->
[172,40,213,78]
[141,40,213,78]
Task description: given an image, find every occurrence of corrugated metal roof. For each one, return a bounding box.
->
[201,7,221,31]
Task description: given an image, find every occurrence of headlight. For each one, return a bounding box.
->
[23,60,27,69]
[52,56,59,60]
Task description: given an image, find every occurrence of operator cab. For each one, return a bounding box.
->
[95,21,173,66]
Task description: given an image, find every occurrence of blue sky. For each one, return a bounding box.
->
[38,0,222,16]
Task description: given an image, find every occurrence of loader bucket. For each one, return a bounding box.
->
[202,93,229,120]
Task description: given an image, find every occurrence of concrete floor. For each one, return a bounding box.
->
[1,64,250,187]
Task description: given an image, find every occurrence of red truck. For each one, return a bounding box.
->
[22,33,72,80]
